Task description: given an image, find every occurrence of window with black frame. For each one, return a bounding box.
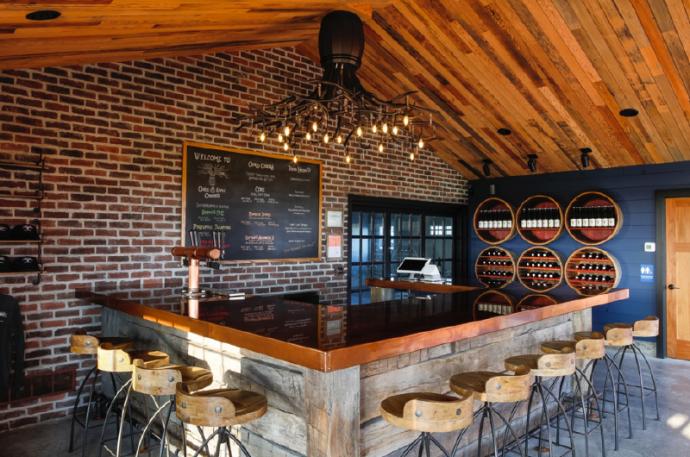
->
[348,198,464,305]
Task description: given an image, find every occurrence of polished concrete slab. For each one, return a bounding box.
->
[0,356,689,457]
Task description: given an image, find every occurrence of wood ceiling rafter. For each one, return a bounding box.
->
[0,1,690,178]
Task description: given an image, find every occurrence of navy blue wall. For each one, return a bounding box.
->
[468,160,690,331]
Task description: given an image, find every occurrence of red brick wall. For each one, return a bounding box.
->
[0,48,467,430]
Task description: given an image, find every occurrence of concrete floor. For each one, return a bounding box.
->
[1,356,689,457]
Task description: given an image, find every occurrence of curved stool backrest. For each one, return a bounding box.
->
[536,353,576,377]
[98,344,134,373]
[176,383,236,428]
[401,394,473,433]
[133,362,213,396]
[633,316,659,337]
[575,338,605,360]
[605,327,633,346]
[485,373,532,403]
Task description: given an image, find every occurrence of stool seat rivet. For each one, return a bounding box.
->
[414,410,422,418]
[215,406,223,414]
[168,375,175,382]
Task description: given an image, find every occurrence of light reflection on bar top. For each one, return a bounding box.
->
[81,285,617,351]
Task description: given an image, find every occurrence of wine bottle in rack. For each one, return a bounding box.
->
[587,206,596,228]
[607,206,616,227]
[570,206,578,228]
[595,206,603,227]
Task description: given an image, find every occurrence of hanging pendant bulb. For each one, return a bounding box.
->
[292,155,298,163]
[418,138,425,149]
[392,125,399,135]
[312,121,318,132]
[283,142,289,151]
[345,154,352,164]
[278,133,284,143]
[403,114,410,127]
[382,123,389,134]
[323,133,330,144]
[283,126,291,137]
[378,143,384,153]
[259,132,266,142]
[372,124,378,134]
[336,135,343,144]
[409,152,415,161]
[306,131,312,141]
[356,126,363,137]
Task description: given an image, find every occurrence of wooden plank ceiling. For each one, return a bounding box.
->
[1,0,690,178]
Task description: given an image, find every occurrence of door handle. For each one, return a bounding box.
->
[668,284,680,290]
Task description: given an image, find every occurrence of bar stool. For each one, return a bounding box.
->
[504,352,576,457]
[605,316,660,429]
[449,371,532,457]
[380,392,473,456]
[69,334,133,457]
[541,336,607,457]
[175,383,267,457]
[131,361,213,457]
[96,342,170,457]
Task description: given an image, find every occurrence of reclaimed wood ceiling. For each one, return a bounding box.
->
[2,1,690,178]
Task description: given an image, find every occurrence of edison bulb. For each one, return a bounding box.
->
[278,133,284,143]
[283,142,289,151]
[345,155,352,164]
[409,152,415,160]
[283,126,290,137]
[403,115,409,126]
[356,126,363,137]
[323,133,330,144]
[312,121,318,132]
[306,132,312,141]
[382,123,389,134]
[259,132,266,142]
[418,138,425,149]
[336,135,343,144]
[392,126,399,135]
[371,124,378,134]
[292,155,298,163]
[378,143,384,153]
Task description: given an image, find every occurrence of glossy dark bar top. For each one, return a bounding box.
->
[77,285,629,371]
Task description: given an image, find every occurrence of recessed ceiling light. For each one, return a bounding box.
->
[619,108,639,117]
[497,128,512,136]
[26,10,61,21]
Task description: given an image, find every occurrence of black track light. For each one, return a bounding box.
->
[482,159,493,177]
[580,147,592,169]
[527,154,538,173]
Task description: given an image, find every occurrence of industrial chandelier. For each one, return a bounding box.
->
[236,10,437,163]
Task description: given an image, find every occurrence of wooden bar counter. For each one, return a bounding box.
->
[77,286,629,457]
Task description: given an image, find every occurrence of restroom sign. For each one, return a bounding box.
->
[640,264,654,283]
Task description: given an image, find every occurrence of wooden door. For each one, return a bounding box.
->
[665,197,690,359]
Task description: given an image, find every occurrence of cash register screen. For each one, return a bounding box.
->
[396,258,430,274]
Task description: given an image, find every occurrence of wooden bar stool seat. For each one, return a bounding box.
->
[131,362,213,457]
[68,335,134,457]
[505,353,576,377]
[176,383,267,457]
[574,331,604,341]
[449,371,532,456]
[380,392,473,456]
[504,352,577,456]
[541,339,606,360]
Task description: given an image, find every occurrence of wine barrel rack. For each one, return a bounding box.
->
[475,247,516,289]
[517,247,563,292]
[565,247,621,296]
[516,195,563,245]
[565,191,622,245]
[473,197,515,245]
[473,290,514,320]
[516,294,558,311]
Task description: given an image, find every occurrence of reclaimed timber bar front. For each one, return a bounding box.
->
[77,287,629,457]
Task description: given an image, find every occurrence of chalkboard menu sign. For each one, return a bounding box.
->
[181,142,322,261]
